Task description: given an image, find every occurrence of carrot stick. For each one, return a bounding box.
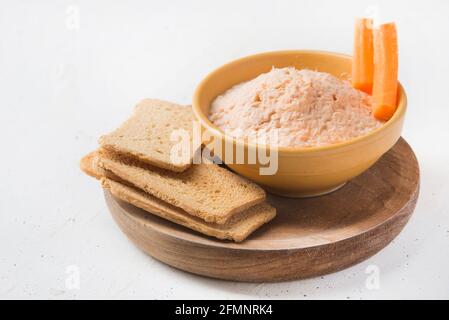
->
[372,22,399,121]
[352,18,374,94]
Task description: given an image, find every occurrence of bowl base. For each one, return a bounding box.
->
[265,182,347,198]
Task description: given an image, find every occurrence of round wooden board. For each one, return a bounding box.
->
[104,138,420,282]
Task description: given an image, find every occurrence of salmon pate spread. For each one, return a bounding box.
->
[209,67,383,147]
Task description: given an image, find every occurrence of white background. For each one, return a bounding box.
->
[1,0,448,299]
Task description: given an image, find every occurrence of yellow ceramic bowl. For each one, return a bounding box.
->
[192,50,407,197]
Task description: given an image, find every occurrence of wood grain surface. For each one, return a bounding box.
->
[104,138,420,282]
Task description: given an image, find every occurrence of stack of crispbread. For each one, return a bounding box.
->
[80,99,276,242]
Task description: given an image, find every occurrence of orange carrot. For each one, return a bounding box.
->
[372,22,399,121]
[352,18,374,94]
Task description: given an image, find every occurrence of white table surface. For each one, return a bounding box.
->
[1,0,448,300]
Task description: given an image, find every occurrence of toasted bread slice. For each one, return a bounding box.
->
[98,149,266,224]
[80,151,105,179]
[80,151,275,242]
[99,99,196,172]
[80,151,129,185]
[102,178,275,242]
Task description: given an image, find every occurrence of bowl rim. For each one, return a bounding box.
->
[192,50,407,154]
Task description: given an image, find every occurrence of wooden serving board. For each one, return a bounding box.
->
[104,138,419,282]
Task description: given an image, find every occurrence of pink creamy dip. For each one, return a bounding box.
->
[209,67,383,147]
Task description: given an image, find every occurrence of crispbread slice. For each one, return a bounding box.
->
[79,151,276,242]
[80,151,130,185]
[102,178,276,242]
[98,149,266,224]
[80,151,105,179]
[99,99,196,172]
